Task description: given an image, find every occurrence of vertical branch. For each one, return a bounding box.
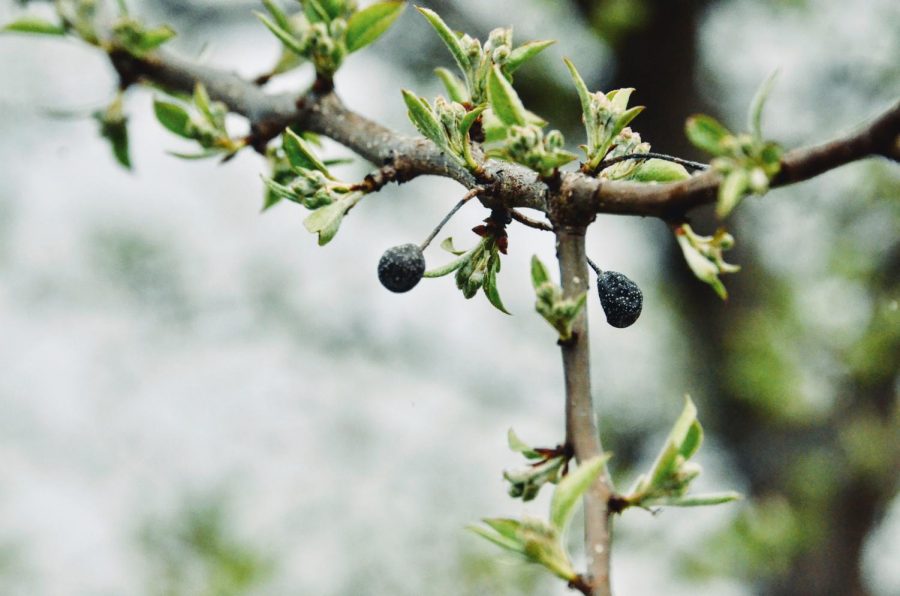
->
[555,226,614,596]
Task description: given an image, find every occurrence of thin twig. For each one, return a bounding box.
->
[419,186,483,250]
[510,209,554,231]
[596,151,709,172]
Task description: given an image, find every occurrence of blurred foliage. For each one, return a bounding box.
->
[561,0,650,45]
[88,226,193,322]
[138,496,274,596]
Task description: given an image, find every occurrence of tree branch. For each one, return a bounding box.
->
[556,227,613,596]
[108,50,899,223]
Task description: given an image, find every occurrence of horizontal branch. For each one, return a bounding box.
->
[109,50,899,223]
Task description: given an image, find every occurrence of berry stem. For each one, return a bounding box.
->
[418,186,484,251]
[596,152,710,172]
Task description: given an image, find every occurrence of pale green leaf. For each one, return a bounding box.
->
[153,99,194,138]
[283,128,331,175]
[504,39,555,74]
[416,7,469,74]
[685,114,731,156]
[507,428,541,459]
[530,255,550,288]
[345,1,405,53]
[679,420,704,460]
[135,24,175,52]
[716,168,750,219]
[459,105,486,137]
[749,69,779,140]
[303,0,331,23]
[303,192,361,245]
[434,67,468,103]
[643,492,742,507]
[549,455,609,532]
[629,159,691,182]
[467,524,525,554]
[2,17,65,36]
[483,254,510,315]
[262,0,292,31]
[401,89,445,146]
[563,58,591,121]
[255,11,306,55]
[487,64,527,126]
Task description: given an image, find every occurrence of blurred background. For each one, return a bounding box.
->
[0,0,898,594]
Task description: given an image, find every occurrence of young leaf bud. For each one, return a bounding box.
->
[378,244,426,293]
[597,271,643,328]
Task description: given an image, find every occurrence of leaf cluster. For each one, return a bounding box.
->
[686,71,783,217]
[257,0,405,78]
[674,224,740,300]
[623,397,741,508]
[153,84,246,160]
[530,256,587,342]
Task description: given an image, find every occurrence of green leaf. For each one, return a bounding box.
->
[629,159,691,182]
[459,104,486,137]
[483,253,510,315]
[615,105,644,134]
[416,7,470,74]
[320,0,345,20]
[262,0,293,31]
[401,89,445,147]
[283,128,332,175]
[504,40,555,74]
[2,17,66,36]
[530,255,550,288]
[467,523,525,554]
[153,99,194,139]
[563,58,592,123]
[136,24,175,52]
[685,114,732,156]
[643,492,742,508]
[716,168,750,219]
[434,67,468,103]
[303,192,362,245]
[303,0,331,23]
[345,1,405,53]
[507,429,542,459]
[645,396,698,490]
[487,65,527,126]
[749,69,779,140]
[167,149,224,160]
[192,83,215,125]
[423,250,474,278]
[94,94,131,170]
[440,237,466,256]
[483,518,524,543]
[255,11,306,55]
[679,420,703,460]
[549,455,609,532]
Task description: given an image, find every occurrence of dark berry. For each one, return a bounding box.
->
[378,244,426,293]
[597,271,643,328]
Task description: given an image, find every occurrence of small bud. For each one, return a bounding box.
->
[378,244,426,293]
[597,271,643,328]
